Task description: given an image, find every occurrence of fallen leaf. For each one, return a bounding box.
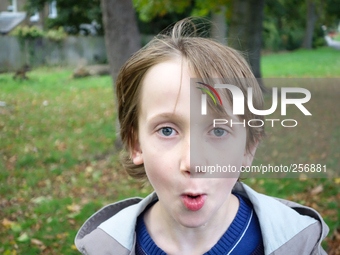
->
[333,227,340,240]
[67,203,81,213]
[9,156,17,163]
[31,196,50,204]
[31,239,44,246]
[10,223,22,233]
[67,212,79,219]
[1,218,14,228]
[85,166,93,173]
[43,235,54,240]
[17,232,29,242]
[3,250,16,255]
[310,185,323,196]
[56,232,69,239]
[68,219,76,225]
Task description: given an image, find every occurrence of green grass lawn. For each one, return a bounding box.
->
[333,34,340,42]
[1,47,339,254]
[261,47,340,78]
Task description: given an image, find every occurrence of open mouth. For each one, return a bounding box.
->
[181,194,207,211]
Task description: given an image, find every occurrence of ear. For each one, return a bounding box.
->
[131,137,143,165]
[242,141,258,167]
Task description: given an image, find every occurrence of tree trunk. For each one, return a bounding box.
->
[302,0,317,49]
[228,0,265,86]
[101,0,141,82]
[211,6,227,45]
[100,0,141,149]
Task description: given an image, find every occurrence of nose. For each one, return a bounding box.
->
[180,131,207,178]
[180,136,191,177]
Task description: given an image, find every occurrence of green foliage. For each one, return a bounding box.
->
[133,0,230,23]
[10,25,68,44]
[312,26,326,48]
[263,0,305,51]
[262,19,282,51]
[11,25,44,40]
[324,0,340,25]
[133,0,191,22]
[137,11,193,35]
[263,0,339,51]
[25,0,103,35]
[282,27,306,51]
[24,0,49,16]
[190,0,230,17]
[48,0,103,35]
[45,27,67,42]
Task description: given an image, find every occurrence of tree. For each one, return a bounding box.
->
[302,0,318,49]
[134,0,230,43]
[100,0,141,82]
[263,0,306,51]
[25,0,103,34]
[210,6,227,45]
[324,0,340,25]
[101,0,141,148]
[134,0,264,80]
[228,0,265,82]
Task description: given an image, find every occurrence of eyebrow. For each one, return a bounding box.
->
[146,112,186,126]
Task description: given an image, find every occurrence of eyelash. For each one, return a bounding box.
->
[157,126,229,138]
[157,127,178,137]
[208,128,229,138]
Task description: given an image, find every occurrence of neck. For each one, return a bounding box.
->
[143,193,239,254]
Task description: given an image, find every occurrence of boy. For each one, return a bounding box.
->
[75,19,329,254]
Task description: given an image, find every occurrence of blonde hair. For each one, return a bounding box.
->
[116,18,265,182]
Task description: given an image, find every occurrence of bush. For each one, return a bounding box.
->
[45,27,67,42]
[281,27,305,51]
[263,20,282,51]
[312,26,326,48]
[11,25,68,42]
[11,25,44,40]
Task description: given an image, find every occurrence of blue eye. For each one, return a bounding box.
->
[160,127,176,136]
[210,128,228,137]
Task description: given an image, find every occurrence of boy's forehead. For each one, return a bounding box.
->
[139,60,241,123]
[139,59,190,119]
[141,59,184,93]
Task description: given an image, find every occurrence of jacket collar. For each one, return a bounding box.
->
[233,182,327,254]
[97,192,158,252]
[76,182,328,254]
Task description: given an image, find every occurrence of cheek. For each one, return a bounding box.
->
[215,178,238,198]
[205,136,247,165]
[143,151,170,188]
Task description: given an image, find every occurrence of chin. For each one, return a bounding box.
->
[176,212,210,228]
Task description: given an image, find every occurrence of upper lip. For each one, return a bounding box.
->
[182,192,206,196]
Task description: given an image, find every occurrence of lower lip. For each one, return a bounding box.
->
[181,194,207,211]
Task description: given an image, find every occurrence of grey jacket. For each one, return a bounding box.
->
[75,182,329,255]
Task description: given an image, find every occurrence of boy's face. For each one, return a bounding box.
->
[132,58,256,228]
